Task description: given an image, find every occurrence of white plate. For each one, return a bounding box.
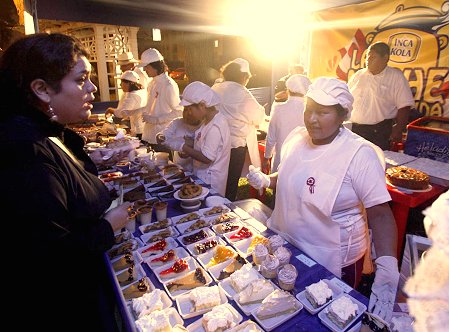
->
[386,179,433,193]
[196,245,238,269]
[185,303,243,332]
[145,247,190,270]
[204,211,239,225]
[116,264,146,288]
[154,256,199,284]
[223,225,259,244]
[233,279,278,316]
[185,236,227,256]
[251,291,303,331]
[163,267,213,300]
[204,195,229,207]
[172,211,203,225]
[136,237,178,259]
[174,186,210,202]
[207,254,248,282]
[108,238,142,260]
[178,227,216,246]
[121,276,155,302]
[176,218,211,235]
[140,226,179,245]
[211,220,244,236]
[296,279,343,314]
[127,289,173,320]
[218,266,264,299]
[134,307,184,330]
[199,205,231,217]
[138,218,173,234]
[231,235,269,258]
[111,251,143,273]
[227,320,264,332]
[176,285,228,319]
[318,293,367,332]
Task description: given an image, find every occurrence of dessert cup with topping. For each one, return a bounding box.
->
[277,264,298,291]
[260,254,280,279]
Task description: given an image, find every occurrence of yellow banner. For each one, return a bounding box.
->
[310,0,449,117]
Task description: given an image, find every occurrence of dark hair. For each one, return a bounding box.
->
[369,42,390,58]
[335,103,349,119]
[221,61,250,84]
[122,80,142,91]
[0,33,89,116]
[147,60,168,75]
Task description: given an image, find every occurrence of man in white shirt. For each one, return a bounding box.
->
[348,42,415,150]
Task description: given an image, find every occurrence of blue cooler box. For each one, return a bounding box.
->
[404,116,449,163]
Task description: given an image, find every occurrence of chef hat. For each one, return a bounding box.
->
[119,70,140,83]
[137,48,164,67]
[306,77,354,119]
[117,52,139,65]
[180,81,221,107]
[232,58,251,75]
[286,74,311,95]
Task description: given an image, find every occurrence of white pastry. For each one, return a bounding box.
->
[238,279,275,305]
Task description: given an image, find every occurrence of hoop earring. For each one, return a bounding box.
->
[48,105,59,122]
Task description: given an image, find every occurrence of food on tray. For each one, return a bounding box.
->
[158,259,189,279]
[255,289,299,320]
[147,228,172,243]
[114,229,132,245]
[117,265,137,287]
[386,166,430,190]
[202,304,237,332]
[237,279,275,305]
[326,295,358,329]
[204,206,229,216]
[247,235,270,254]
[149,249,177,266]
[166,267,207,293]
[195,239,219,254]
[274,246,292,266]
[230,320,262,332]
[108,239,139,259]
[268,234,284,254]
[229,226,253,241]
[205,245,236,267]
[215,222,239,234]
[166,170,185,180]
[123,184,146,202]
[112,253,134,272]
[277,264,298,291]
[176,212,200,224]
[142,173,163,184]
[181,229,208,245]
[218,254,247,280]
[162,164,181,175]
[99,171,123,182]
[260,254,280,279]
[185,219,208,233]
[146,178,167,188]
[189,285,221,311]
[131,289,164,318]
[141,239,167,255]
[122,277,152,301]
[150,184,175,194]
[305,280,333,308]
[230,263,260,293]
[211,213,236,225]
[141,219,170,233]
[171,176,192,185]
[178,183,203,199]
[135,309,171,332]
[252,244,269,265]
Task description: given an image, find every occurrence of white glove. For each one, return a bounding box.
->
[368,256,400,323]
[247,165,270,190]
[143,114,158,124]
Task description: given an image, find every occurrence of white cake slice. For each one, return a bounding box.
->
[230,263,260,292]
[135,309,171,332]
[305,280,333,308]
[131,289,164,318]
[256,289,299,320]
[189,285,221,311]
[237,279,275,305]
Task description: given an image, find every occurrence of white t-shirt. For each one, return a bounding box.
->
[348,66,415,124]
[114,89,147,135]
[265,96,306,172]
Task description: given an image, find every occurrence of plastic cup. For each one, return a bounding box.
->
[154,201,168,221]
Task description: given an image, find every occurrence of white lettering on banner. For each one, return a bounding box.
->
[330,277,353,293]
[296,254,317,267]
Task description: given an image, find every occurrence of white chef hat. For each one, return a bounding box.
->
[137,48,164,67]
[119,70,140,83]
[306,77,354,119]
[180,81,221,107]
[232,58,251,76]
[286,74,311,95]
[117,52,139,65]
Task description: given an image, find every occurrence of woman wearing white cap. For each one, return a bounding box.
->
[248,77,400,323]
[107,70,147,138]
[212,58,265,201]
[177,81,231,196]
[138,48,182,153]
[264,74,311,173]
[116,51,150,89]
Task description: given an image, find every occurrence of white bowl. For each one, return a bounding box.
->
[181,201,201,212]
[205,195,226,207]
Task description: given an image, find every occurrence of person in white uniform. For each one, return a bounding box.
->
[138,48,182,153]
[348,41,415,150]
[156,109,201,172]
[177,81,231,196]
[212,58,265,201]
[107,70,147,139]
[263,74,311,173]
[116,51,150,90]
[248,77,400,323]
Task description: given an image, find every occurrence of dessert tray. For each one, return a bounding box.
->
[178,227,216,246]
[133,307,184,331]
[185,236,227,256]
[317,293,366,332]
[206,254,248,282]
[140,226,180,245]
[175,218,211,235]
[175,285,228,319]
[163,267,213,300]
[233,279,278,316]
[154,256,200,284]
[218,265,264,299]
[227,320,264,332]
[138,218,173,234]
[145,247,190,270]
[386,179,433,193]
[223,225,259,244]
[185,303,243,332]
[295,279,344,314]
[196,244,238,269]
[231,234,269,258]
[121,276,155,302]
[136,237,178,260]
[199,205,231,217]
[211,219,244,236]
[127,289,172,320]
[174,186,210,202]
[172,211,203,225]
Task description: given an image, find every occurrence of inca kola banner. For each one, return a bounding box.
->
[309,0,449,117]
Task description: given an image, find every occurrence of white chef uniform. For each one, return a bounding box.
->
[113,89,147,136]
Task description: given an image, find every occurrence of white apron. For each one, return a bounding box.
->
[268,127,365,277]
